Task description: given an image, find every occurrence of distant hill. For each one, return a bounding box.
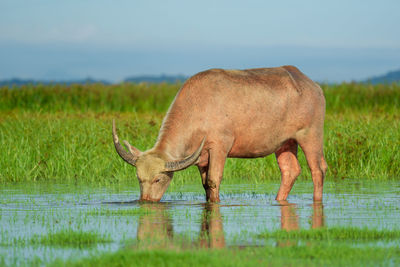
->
[4,70,398,87]
[364,69,400,84]
[124,74,188,83]
[0,78,110,87]
[0,75,189,87]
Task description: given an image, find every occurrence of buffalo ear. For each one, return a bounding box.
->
[164,138,205,172]
[123,140,142,156]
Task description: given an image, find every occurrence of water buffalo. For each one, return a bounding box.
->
[113,65,328,202]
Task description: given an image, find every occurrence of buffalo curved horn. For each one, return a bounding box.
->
[112,119,140,166]
[164,138,206,172]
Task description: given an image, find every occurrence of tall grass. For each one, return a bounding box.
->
[0,82,180,113]
[1,82,399,114]
[0,82,399,183]
[322,82,400,113]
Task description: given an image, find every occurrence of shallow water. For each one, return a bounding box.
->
[0,180,399,265]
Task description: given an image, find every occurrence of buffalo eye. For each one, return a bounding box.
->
[154,178,161,183]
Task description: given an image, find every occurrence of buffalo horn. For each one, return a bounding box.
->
[164,138,206,171]
[112,119,138,166]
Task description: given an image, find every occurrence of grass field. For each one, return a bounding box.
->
[0,82,399,184]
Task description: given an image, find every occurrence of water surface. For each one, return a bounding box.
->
[0,180,399,265]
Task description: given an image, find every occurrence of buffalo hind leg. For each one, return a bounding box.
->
[275,139,301,201]
[298,132,328,201]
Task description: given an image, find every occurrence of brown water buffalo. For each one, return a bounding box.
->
[113,65,328,202]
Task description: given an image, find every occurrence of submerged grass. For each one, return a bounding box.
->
[86,207,155,216]
[259,227,400,241]
[27,229,112,247]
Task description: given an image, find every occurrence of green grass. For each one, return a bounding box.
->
[27,229,112,247]
[0,112,398,184]
[322,82,400,113]
[259,227,400,241]
[52,245,400,267]
[0,82,180,113]
[1,82,399,114]
[0,82,399,183]
[51,226,400,266]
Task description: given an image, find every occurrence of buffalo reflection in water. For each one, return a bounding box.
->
[134,203,225,249]
[278,200,325,230]
[132,201,324,249]
[198,203,225,248]
[277,200,325,247]
[135,203,174,248]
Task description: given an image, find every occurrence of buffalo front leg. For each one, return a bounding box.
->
[275,140,301,201]
[202,149,227,202]
[198,165,209,194]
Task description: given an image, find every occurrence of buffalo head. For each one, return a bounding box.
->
[112,120,204,202]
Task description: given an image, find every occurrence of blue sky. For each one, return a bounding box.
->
[1,0,399,82]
